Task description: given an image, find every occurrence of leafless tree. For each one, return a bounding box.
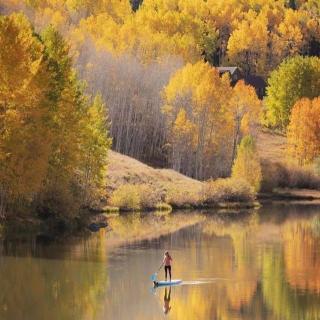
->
[76,38,182,165]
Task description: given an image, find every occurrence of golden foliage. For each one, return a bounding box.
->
[282,220,320,293]
[163,62,262,179]
[232,135,262,191]
[109,184,141,210]
[109,184,163,210]
[0,14,110,217]
[0,13,52,210]
[163,61,233,179]
[287,97,320,165]
[203,178,255,203]
[227,11,269,76]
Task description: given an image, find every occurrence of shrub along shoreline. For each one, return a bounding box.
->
[106,178,259,213]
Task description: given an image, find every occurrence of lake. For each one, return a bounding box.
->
[1,203,320,320]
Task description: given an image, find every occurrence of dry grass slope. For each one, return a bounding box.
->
[256,129,320,195]
[107,150,203,193]
[106,128,320,209]
[107,128,286,194]
[106,151,256,210]
[256,129,287,163]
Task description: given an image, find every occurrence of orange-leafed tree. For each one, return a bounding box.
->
[287,97,320,165]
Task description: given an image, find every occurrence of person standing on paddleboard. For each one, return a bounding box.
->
[161,251,172,281]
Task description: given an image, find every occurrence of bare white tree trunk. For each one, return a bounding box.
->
[76,39,182,166]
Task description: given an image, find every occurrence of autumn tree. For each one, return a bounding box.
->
[272,8,320,65]
[0,14,110,218]
[227,11,269,77]
[0,13,53,217]
[230,80,261,164]
[163,62,233,179]
[76,45,181,165]
[39,26,111,215]
[232,135,262,192]
[287,97,320,165]
[265,55,320,130]
[78,95,112,206]
[226,4,320,78]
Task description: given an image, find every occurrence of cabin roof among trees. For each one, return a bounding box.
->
[217,66,239,75]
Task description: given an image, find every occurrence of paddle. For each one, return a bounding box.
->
[151,264,163,282]
[150,273,157,282]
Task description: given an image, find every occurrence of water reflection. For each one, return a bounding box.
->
[0,231,109,320]
[0,205,320,319]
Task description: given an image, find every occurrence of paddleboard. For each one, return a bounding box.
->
[154,279,182,287]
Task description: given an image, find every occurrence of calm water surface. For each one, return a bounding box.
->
[1,203,320,320]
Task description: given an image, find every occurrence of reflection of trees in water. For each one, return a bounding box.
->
[0,232,109,320]
[311,216,320,237]
[203,213,260,311]
[171,212,320,320]
[106,212,205,246]
[262,247,320,320]
[282,220,320,293]
[169,213,261,319]
[1,209,320,319]
[262,216,320,319]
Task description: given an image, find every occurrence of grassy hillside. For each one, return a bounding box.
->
[107,150,203,193]
[256,129,320,195]
[107,128,287,193]
[106,130,320,207]
[256,129,286,163]
[106,150,257,210]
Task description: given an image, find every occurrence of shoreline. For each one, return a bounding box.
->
[258,188,320,201]
[2,188,320,241]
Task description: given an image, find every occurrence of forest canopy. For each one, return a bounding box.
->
[0,0,320,212]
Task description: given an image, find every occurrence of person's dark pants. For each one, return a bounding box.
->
[165,265,171,280]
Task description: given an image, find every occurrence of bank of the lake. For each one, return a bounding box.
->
[3,149,320,239]
[106,150,320,212]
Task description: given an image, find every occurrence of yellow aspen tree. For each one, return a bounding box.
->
[0,15,111,218]
[229,80,261,164]
[232,135,262,192]
[0,13,53,216]
[163,61,233,179]
[272,9,305,66]
[227,11,269,77]
[79,95,112,206]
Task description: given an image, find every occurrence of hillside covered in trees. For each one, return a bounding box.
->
[0,0,320,221]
